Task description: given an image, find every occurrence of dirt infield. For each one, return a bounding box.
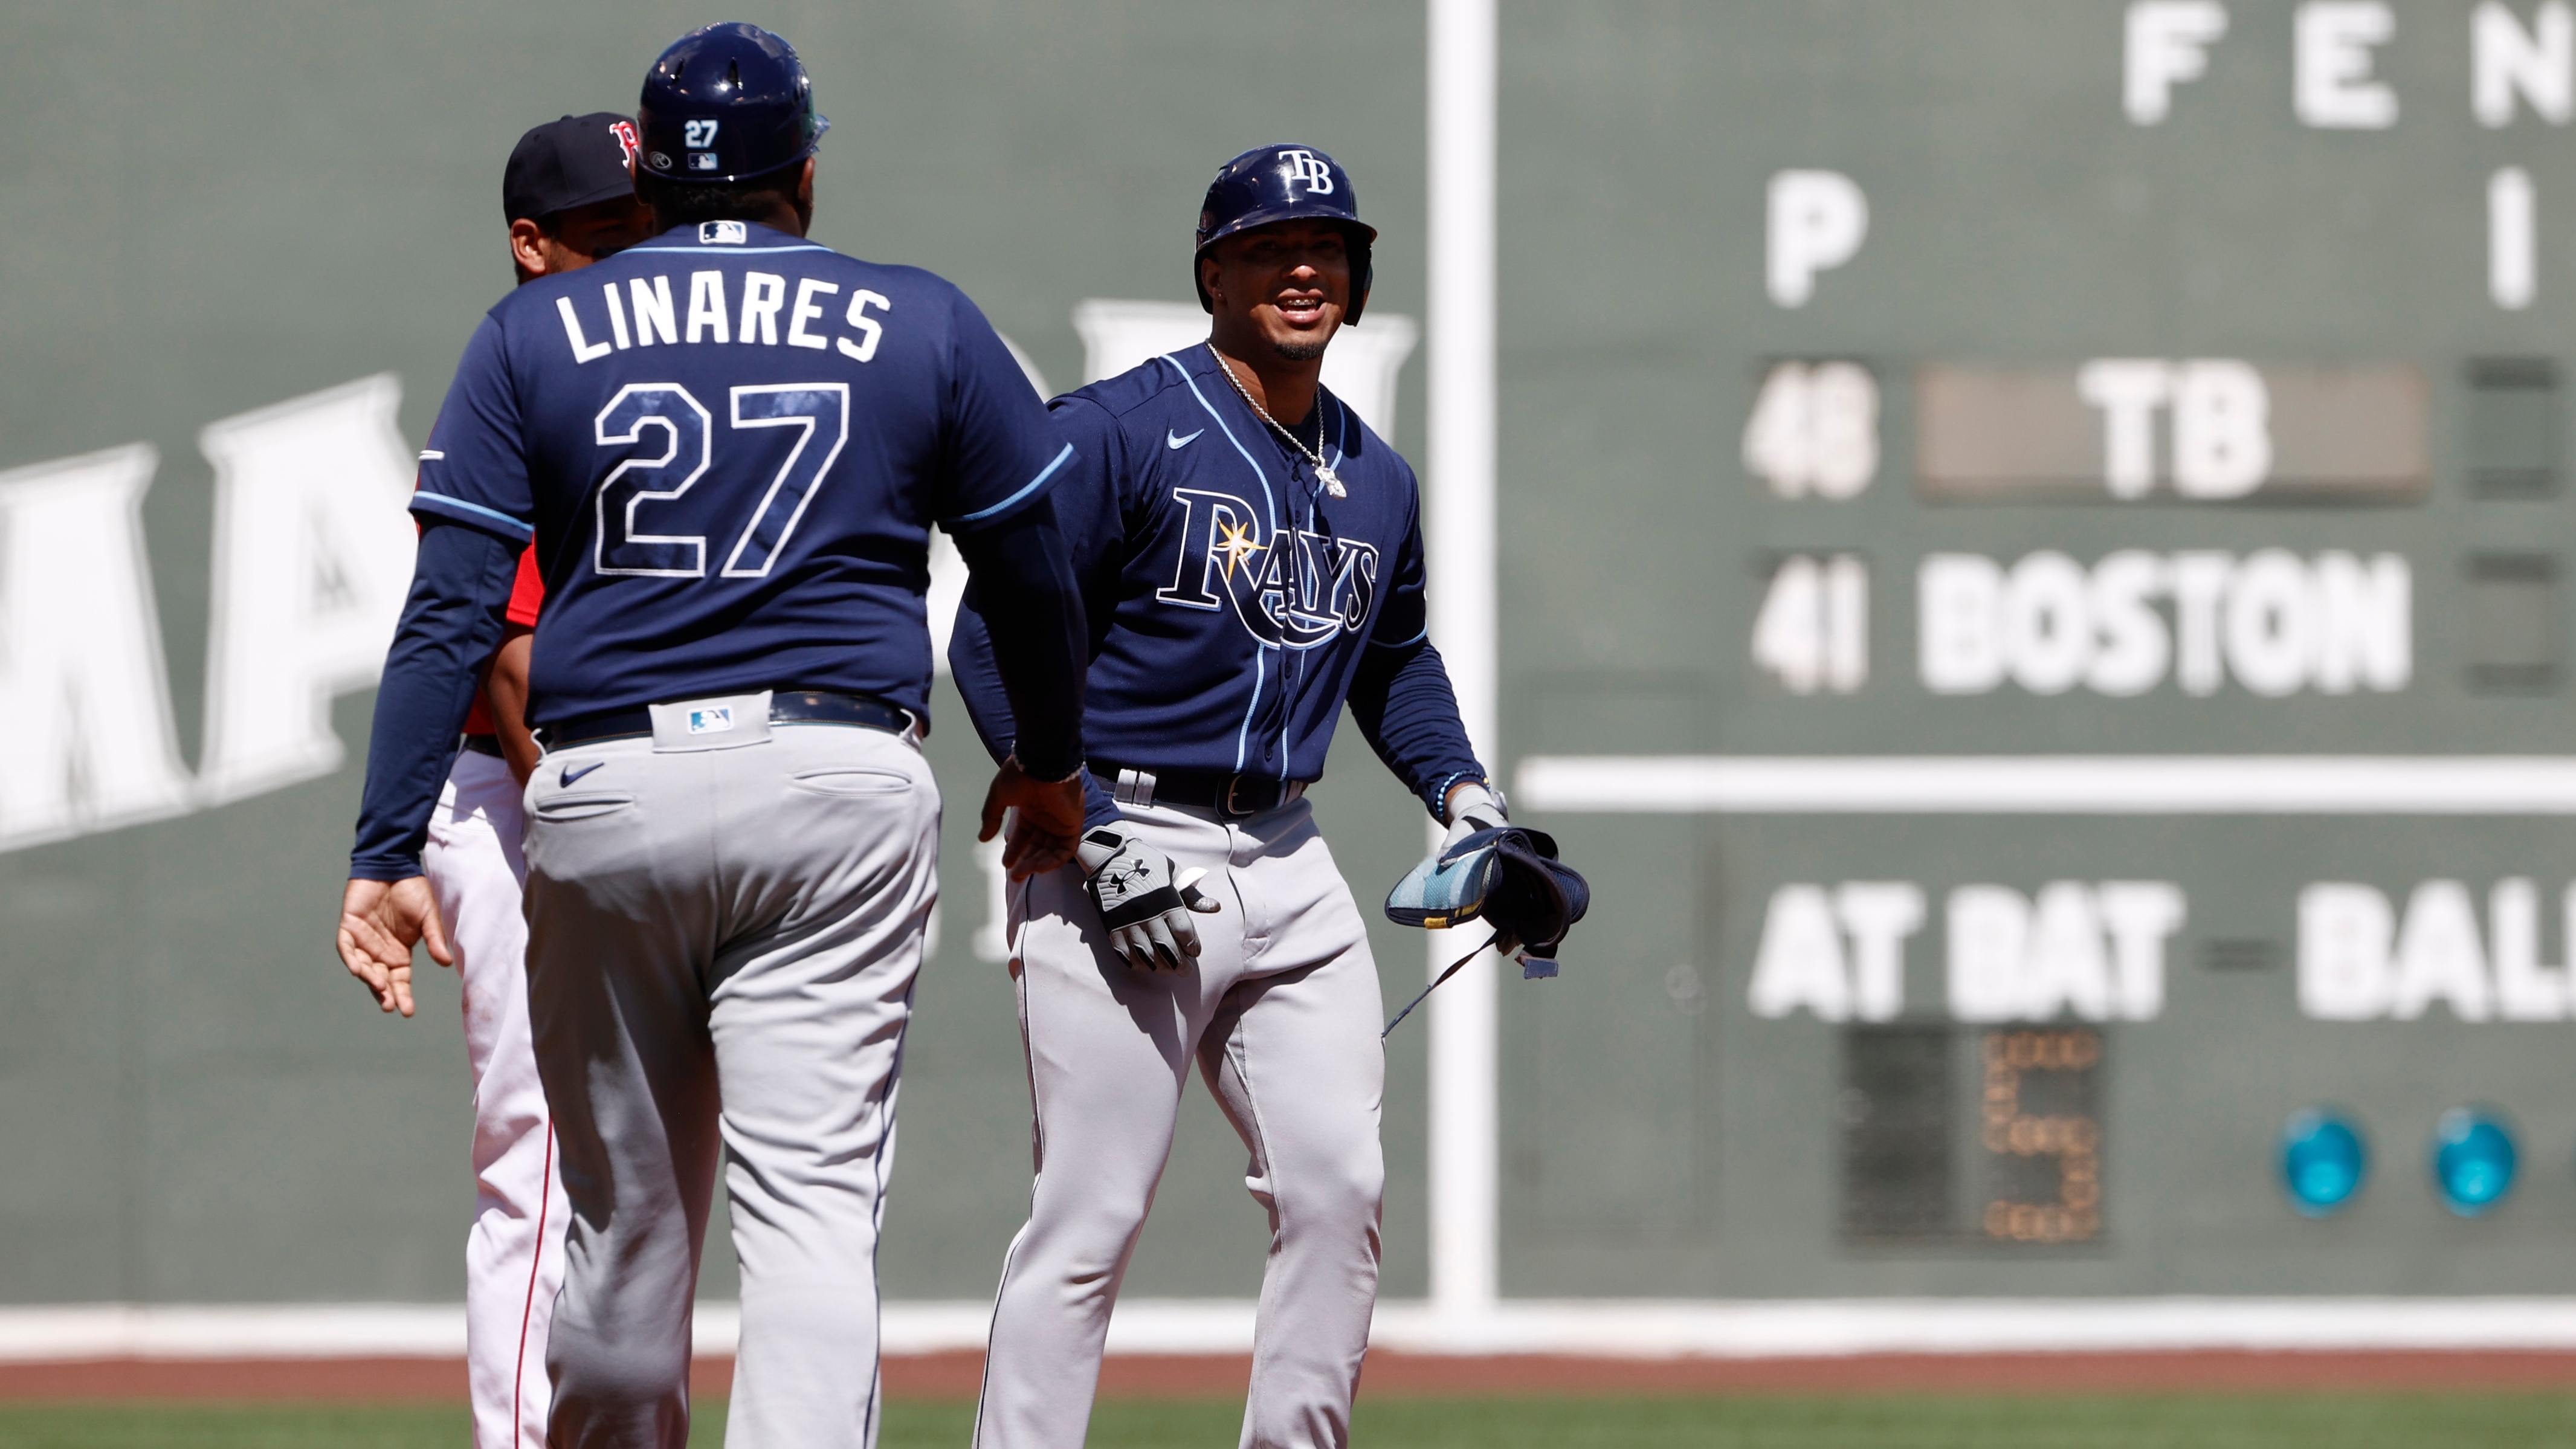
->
[8,1349,2576,1401]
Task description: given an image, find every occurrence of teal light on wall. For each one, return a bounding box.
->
[2279,1109,2368,1218]
[2429,1108,2518,1218]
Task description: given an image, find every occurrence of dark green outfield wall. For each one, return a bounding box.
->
[0,0,1430,1305]
[7,0,2576,1305]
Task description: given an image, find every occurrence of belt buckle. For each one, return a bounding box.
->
[1222,774,1253,819]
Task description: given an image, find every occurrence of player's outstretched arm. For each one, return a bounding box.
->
[342,518,521,1010]
[952,493,1091,878]
[337,877,453,1018]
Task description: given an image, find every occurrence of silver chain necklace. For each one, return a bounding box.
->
[1209,345,1345,498]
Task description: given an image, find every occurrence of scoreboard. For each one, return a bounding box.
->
[1494,0,2576,1296]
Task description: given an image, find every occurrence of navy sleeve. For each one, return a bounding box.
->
[949,393,1128,825]
[949,495,1086,781]
[951,604,1119,828]
[1345,492,1486,818]
[349,520,523,880]
[1348,640,1487,820]
[410,314,537,541]
[936,289,1074,533]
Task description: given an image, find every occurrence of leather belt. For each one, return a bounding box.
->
[1091,762,1308,820]
[544,689,913,750]
[460,734,506,758]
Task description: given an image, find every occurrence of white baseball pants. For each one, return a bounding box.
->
[422,746,566,1449]
[522,713,939,1449]
[975,796,1386,1449]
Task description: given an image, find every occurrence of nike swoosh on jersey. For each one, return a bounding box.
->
[560,760,607,786]
[1167,428,1205,450]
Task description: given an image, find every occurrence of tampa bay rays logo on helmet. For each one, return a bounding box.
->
[1279,149,1336,195]
[1154,487,1378,649]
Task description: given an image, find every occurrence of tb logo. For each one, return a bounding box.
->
[1155,487,1378,649]
[1280,149,1335,195]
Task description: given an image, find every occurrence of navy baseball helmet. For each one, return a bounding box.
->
[1194,144,1377,324]
[636,23,829,185]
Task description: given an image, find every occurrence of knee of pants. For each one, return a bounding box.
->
[551,1335,690,1414]
[1027,1176,1158,1268]
[1276,1146,1385,1236]
[1031,1132,1165,1222]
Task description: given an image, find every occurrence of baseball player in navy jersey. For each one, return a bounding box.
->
[335,25,1090,1449]
[950,144,1504,1449]
[419,112,648,1449]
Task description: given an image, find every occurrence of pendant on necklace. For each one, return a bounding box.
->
[1316,463,1346,499]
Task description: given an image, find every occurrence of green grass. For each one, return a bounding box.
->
[5,1393,2576,1448]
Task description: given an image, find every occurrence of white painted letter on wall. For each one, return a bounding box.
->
[2299,882,2394,1019]
[1748,884,1853,1021]
[2171,360,2271,498]
[2474,1,2573,126]
[2126,1,2231,124]
[198,375,418,804]
[2296,2,2399,129]
[1836,883,1925,1022]
[2487,877,2571,1019]
[1766,170,1869,308]
[2391,880,2495,1021]
[2077,360,2174,499]
[0,446,193,849]
[2491,166,2538,310]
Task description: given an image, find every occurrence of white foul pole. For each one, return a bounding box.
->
[1425,0,1499,1319]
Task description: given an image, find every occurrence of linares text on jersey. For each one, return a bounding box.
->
[0,298,1422,855]
[554,262,889,361]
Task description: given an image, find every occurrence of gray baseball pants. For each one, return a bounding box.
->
[975,796,1386,1449]
[520,702,938,1449]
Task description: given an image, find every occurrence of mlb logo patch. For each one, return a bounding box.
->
[700,220,747,245]
[687,706,735,735]
[688,152,720,172]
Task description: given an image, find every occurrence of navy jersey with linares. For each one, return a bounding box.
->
[413,220,1070,725]
[952,343,1482,813]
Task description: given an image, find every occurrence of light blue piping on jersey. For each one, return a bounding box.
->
[622,243,834,255]
[1164,348,1283,775]
[946,442,1074,527]
[413,491,535,539]
[1338,396,1421,652]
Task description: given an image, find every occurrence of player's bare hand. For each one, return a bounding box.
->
[337,876,452,1018]
[979,757,1086,880]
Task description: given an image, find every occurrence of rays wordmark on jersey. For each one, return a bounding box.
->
[1154,486,1379,650]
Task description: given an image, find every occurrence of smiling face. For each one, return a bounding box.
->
[1199,219,1355,363]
